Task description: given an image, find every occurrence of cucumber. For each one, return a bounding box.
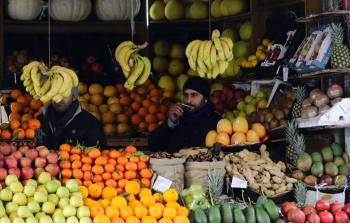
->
[208,205,221,223]
[256,207,271,223]
[256,195,268,207]
[189,210,196,223]
[274,218,285,223]
[233,207,246,223]
[194,208,208,223]
[263,199,279,221]
[221,203,233,223]
[245,206,256,223]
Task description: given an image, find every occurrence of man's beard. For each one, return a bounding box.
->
[186,99,206,113]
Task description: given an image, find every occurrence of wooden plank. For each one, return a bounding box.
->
[0,0,3,89]
[107,137,148,147]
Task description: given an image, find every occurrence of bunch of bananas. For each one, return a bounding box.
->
[115,41,151,90]
[185,29,234,79]
[20,61,79,103]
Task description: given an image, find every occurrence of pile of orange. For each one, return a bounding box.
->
[59,144,152,190]
[117,80,172,133]
[80,181,190,223]
[0,89,42,140]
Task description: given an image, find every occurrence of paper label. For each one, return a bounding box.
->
[152,175,172,192]
[283,66,289,81]
[231,177,248,188]
[305,190,345,206]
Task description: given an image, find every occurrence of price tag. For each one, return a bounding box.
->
[152,175,172,193]
[283,66,289,81]
[231,177,247,188]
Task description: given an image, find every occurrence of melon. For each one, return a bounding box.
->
[233,41,250,58]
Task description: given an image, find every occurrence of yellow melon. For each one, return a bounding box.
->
[215,132,230,146]
[251,123,266,139]
[205,130,218,147]
[232,117,248,133]
[216,118,233,135]
[230,132,246,145]
[246,130,260,143]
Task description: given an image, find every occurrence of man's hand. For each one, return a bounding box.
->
[168,103,184,124]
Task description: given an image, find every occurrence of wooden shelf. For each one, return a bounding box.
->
[4,20,146,34]
[255,0,304,11]
[296,10,350,23]
[149,12,251,25]
[107,137,148,147]
[299,124,350,130]
[288,68,350,80]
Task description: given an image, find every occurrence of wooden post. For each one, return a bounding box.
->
[0,0,4,89]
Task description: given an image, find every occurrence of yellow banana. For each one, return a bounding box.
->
[23,79,32,87]
[38,62,49,74]
[30,66,42,96]
[218,60,228,74]
[21,61,40,81]
[203,41,213,70]
[220,39,233,61]
[186,40,201,58]
[135,56,151,86]
[190,40,202,62]
[221,37,234,49]
[115,41,134,60]
[40,74,63,102]
[124,56,145,90]
[57,70,73,95]
[197,67,206,78]
[211,29,221,39]
[38,78,51,96]
[52,94,63,103]
[197,57,208,73]
[213,37,225,61]
[210,45,217,68]
[188,57,197,70]
[51,66,79,87]
[119,45,138,77]
[212,63,221,79]
[25,84,34,92]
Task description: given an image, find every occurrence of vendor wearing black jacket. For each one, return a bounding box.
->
[40,87,106,149]
[149,77,221,152]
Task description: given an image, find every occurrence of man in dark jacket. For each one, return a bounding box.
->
[40,87,106,149]
[149,77,221,152]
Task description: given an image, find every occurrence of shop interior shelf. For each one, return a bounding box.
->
[296,10,350,22]
[255,0,304,11]
[3,20,146,34]
[288,68,350,80]
[106,136,148,147]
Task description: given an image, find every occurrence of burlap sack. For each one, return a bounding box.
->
[150,158,186,192]
[185,161,226,191]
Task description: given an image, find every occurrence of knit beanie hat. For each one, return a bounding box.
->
[183,77,210,99]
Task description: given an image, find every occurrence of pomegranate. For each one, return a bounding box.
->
[34,157,46,168]
[319,210,334,223]
[45,164,60,177]
[8,168,20,178]
[19,157,32,168]
[287,208,305,223]
[334,211,349,223]
[21,167,34,180]
[342,203,350,217]
[19,146,29,155]
[303,205,317,216]
[316,200,330,212]
[46,152,58,164]
[331,201,344,214]
[0,142,12,155]
[0,152,4,160]
[34,168,44,178]
[0,168,7,181]
[11,151,22,160]
[307,212,320,223]
[37,146,49,158]
[25,149,38,160]
[5,156,18,168]
[281,202,298,216]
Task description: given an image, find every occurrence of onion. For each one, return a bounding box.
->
[327,84,343,99]
[301,106,318,119]
[310,89,322,102]
[331,97,342,106]
[314,93,329,108]
[302,98,312,108]
[318,105,330,115]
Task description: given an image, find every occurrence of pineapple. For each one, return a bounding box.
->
[208,169,223,204]
[292,86,306,119]
[285,120,305,169]
[331,23,350,68]
[294,182,307,208]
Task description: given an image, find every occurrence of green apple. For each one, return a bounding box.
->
[25,180,37,188]
[63,205,76,218]
[6,202,18,214]
[79,217,92,223]
[53,214,65,223]
[24,185,36,197]
[47,194,59,206]
[58,198,69,209]
[25,216,38,223]
[65,180,78,193]
[38,172,51,185]
[56,187,69,199]
[36,186,48,196]
[245,104,256,115]
[28,201,40,213]
[39,215,52,223]
[12,193,27,205]
[0,188,13,201]
[34,191,47,203]
[5,175,18,186]
[77,206,90,219]
[237,101,246,111]
[17,206,32,218]
[42,202,55,214]
[238,112,246,118]
[12,217,25,223]
[66,216,79,223]
[10,182,23,193]
[69,195,83,208]
[46,181,59,194]
[255,91,267,99]
[0,206,6,217]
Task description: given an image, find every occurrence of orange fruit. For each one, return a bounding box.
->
[148,124,158,133]
[13,128,25,139]
[120,96,131,106]
[111,196,127,208]
[89,183,103,199]
[142,100,151,108]
[145,114,157,124]
[119,206,134,220]
[163,206,177,219]
[134,205,148,219]
[29,99,42,110]
[10,89,22,99]
[173,216,190,223]
[215,132,230,146]
[90,206,105,218]
[141,216,157,223]
[111,217,125,223]
[163,189,178,203]
[93,214,111,223]
[138,122,147,130]
[246,129,260,143]
[141,195,156,208]
[16,95,28,106]
[148,204,163,219]
[10,102,23,113]
[158,218,173,223]
[9,113,21,122]
[25,128,35,139]
[176,206,189,217]
[148,104,158,114]
[125,216,140,223]
[138,107,148,117]
[28,119,41,129]
[102,186,117,200]
[131,114,142,125]
[105,206,119,218]
[125,181,140,195]
[10,120,20,130]
[251,123,266,139]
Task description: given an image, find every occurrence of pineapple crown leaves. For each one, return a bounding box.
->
[208,169,223,206]
[295,134,306,155]
[294,182,307,208]
[285,119,298,143]
[331,23,344,44]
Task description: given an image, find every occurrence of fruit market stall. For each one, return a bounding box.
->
[2,0,350,223]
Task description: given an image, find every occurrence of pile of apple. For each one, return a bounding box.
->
[281,200,350,223]
[210,85,246,114]
[0,143,59,186]
[0,172,91,223]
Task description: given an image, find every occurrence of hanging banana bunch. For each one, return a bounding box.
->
[115,41,151,90]
[20,61,79,103]
[185,29,234,79]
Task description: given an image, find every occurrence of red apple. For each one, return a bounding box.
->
[316,200,330,212]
